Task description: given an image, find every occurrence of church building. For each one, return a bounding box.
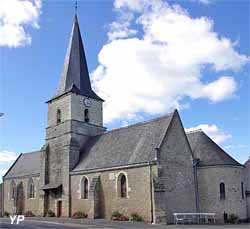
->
[1,15,249,224]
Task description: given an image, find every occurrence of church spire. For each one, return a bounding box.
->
[56,15,103,101]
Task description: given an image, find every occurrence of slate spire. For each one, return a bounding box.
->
[56,15,103,101]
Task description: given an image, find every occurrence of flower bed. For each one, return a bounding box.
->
[111,211,129,221]
[72,211,88,219]
[25,211,35,217]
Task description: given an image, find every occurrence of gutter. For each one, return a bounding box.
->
[70,161,157,175]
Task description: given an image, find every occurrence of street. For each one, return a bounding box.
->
[0,218,249,229]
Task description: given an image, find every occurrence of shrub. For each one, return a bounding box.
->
[4,211,10,217]
[111,211,129,221]
[47,210,55,217]
[130,213,144,222]
[111,211,122,219]
[25,211,35,217]
[72,211,87,219]
[227,214,238,224]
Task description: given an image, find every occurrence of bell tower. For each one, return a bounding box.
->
[39,15,105,217]
[47,15,104,131]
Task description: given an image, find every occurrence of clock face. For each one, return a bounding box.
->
[84,98,92,107]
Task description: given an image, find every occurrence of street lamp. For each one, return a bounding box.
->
[0,113,4,117]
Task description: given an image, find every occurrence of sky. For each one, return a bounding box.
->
[0,0,249,180]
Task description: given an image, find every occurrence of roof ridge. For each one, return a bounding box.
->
[22,150,40,155]
[244,157,250,165]
[101,111,175,135]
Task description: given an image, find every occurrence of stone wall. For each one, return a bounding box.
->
[3,176,40,215]
[71,94,103,127]
[197,166,247,222]
[42,91,105,217]
[243,159,250,219]
[159,112,197,223]
[0,183,2,216]
[47,93,103,128]
[71,165,154,222]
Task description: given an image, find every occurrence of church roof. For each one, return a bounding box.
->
[72,112,175,172]
[4,151,40,179]
[52,15,103,102]
[244,157,250,166]
[186,130,242,167]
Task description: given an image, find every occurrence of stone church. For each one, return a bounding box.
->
[1,15,249,224]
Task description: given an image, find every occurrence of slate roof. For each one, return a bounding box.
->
[72,112,174,172]
[186,130,242,167]
[54,15,103,101]
[244,158,250,167]
[4,151,40,179]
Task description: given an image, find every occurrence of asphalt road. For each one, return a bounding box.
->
[0,218,249,229]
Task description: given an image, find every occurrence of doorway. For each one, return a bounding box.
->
[57,201,62,217]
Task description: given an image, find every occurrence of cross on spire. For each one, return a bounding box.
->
[75,0,78,15]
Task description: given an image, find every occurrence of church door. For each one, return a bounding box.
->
[57,201,62,217]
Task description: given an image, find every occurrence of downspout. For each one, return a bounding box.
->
[149,162,154,224]
[193,159,200,212]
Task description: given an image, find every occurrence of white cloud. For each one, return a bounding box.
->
[189,0,212,5]
[185,124,232,144]
[91,0,249,124]
[0,169,8,177]
[225,144,247,149]
[108,21,137,41]
[0,150,18,164]
[0,0,41,47]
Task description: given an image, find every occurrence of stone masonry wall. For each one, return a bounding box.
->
[47,93,103,128]
[71,165,154,222]
[243,160,250,219]
[71,94,103,127]
[3,176,40,215]
[197,166,247,222]
[0,183,2,216]
[159,112,197,223]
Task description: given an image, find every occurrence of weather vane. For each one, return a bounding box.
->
[75,0,78,14]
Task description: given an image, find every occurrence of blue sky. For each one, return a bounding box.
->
[0,0,249,179]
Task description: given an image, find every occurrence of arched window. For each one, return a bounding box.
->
[57,109,61,124]
[241,182,244,199]
[10,180,16,200]
[117,173,127,198]
[81,177,89,199]
[28,178,35,199]
[84,109,89,123]
[220,182,226,200]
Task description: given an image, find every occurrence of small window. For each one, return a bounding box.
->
[28,178,35,199]
[57,109,61,124]
[84,109,89,123]
[81,177,89,199]
[220,182,226,200]
[117,173,127,198]
[241,182,244,199]
[10,180,16,200]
